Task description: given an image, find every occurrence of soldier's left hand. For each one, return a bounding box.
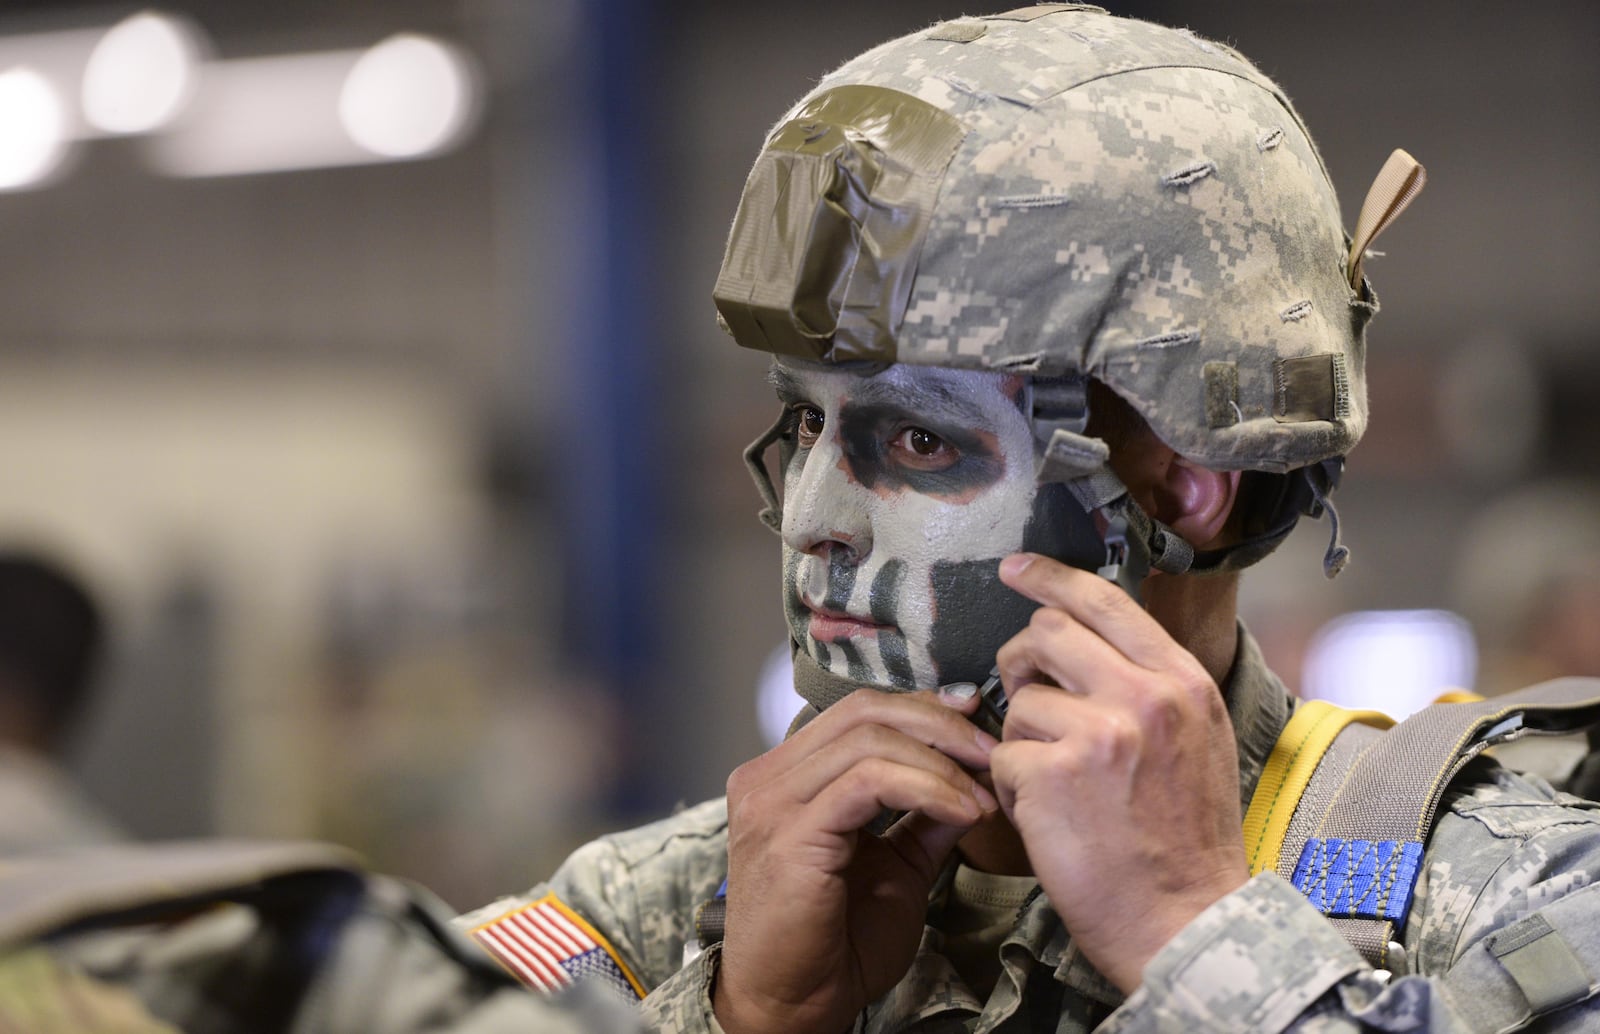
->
[989,552,1249,994]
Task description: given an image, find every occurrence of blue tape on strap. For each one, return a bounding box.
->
[1290,838,1425,923]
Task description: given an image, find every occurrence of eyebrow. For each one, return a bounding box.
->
[847,376,992,427]
[766,365,803,403]
[767,365,996,428]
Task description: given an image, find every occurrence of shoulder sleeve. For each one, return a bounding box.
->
[1099,773,1600,1033]
[637,942,728,1034]
[454,798,730,999]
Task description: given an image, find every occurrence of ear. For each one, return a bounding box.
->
[1156,456,1241,550]
[1090,382,1242,550]
[1111,436,1241,550]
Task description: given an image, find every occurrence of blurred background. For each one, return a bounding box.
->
[0,0,1596,909]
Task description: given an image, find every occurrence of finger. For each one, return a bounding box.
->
[934,680,984,718]
[987,719,1114,805]
[883,810,973,880]
[997,681,1095,743]
[999,553,1182,671]
[732,689,993,800]
[777,721,995,806]
[785,688,998,770]
[994,610,1137,699]
[986,738,1061,816]
[803,756,993,835]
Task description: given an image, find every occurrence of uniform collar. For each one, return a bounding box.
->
[1222,622,1295,816]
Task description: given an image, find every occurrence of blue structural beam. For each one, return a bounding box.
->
[555,0,670,814]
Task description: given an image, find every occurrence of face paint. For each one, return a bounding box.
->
[773,358,1102,690]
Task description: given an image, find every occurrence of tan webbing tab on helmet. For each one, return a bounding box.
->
[1204,362,1240,428]
[1273,354,1349,424]
[1347,149,1426,289]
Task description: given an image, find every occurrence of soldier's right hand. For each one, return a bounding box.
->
[712,686,997,1034]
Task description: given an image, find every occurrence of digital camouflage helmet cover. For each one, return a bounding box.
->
[718,4,1422,581]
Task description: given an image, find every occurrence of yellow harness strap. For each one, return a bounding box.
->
[1242,700,1394,876]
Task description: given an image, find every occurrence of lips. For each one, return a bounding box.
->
[804,602,892,642]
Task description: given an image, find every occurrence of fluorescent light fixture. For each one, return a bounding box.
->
[0,67,69,191]
[339,34,474,159]
[81,11,204,134]
[147,34,479,178]
[0,27,100,143]
[1301,609,1478,720]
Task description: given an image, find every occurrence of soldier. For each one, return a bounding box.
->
[461,7,1600,1032]
[0,551,122,855]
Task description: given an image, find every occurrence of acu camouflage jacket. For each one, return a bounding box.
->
[457,630,1600,1032]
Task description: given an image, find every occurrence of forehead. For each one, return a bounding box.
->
[770,358,1025,421]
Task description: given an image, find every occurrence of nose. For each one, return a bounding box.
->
[781,429,873,563]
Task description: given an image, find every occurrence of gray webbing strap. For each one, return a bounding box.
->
[1275,718,1385,877]
[1278,677,1600,971]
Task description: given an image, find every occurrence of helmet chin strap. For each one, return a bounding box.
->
[1035,427,1351,581]
[787,641,1009,741]
[787,641,876,736]
[1035,428,1195,583]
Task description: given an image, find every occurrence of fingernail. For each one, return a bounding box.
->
[973,784,999,812]
[939,681,977,702]
[1000,553,1036,578]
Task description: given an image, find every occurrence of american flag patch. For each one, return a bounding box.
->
[469,893,645,1000]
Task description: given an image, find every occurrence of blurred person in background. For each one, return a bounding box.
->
[0,549,122,855]
[0,557,636,1031]
[457,8,1600,1033]
[1456,481,1600,693]
[0,558,634,1030]
[1455,483,1600,791]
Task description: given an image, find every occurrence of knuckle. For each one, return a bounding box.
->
[1168,669,1220,712]
[1077,579,1130,625]
[1087,712,1138,762]
[995,636,1027,674]
[726,758,759,801]
[1038,740,1087,784]
[726,783,767,832]
[835,688,876,718]
[841,721,893,755]
[842,756,890,796]
[1029,606,1070,635]
[1134,687,1186,733]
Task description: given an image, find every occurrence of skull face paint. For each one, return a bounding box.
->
[773,358,1099,691]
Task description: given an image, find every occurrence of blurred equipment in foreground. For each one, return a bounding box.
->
[0,839,641,1033]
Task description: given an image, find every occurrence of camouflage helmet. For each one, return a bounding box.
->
[715,5,1421,574]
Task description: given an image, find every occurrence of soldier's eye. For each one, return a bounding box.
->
[890,426,956,469]
[794,405,825,446]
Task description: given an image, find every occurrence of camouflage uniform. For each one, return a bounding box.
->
[458,629,1600,1031]
[463,7,1600,1031]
